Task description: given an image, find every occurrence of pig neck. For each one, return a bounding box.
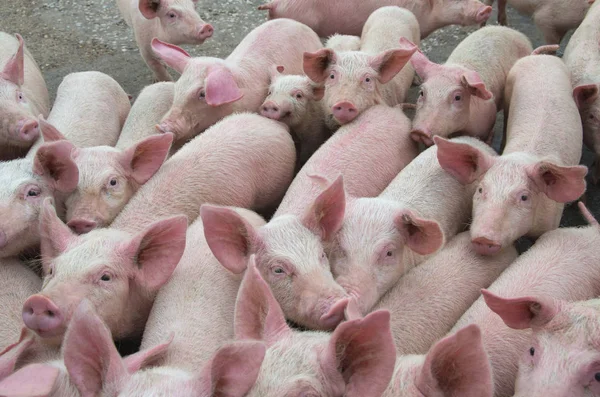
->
[464,95,497,138]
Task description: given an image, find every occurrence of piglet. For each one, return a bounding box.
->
[325,34,361,52]
[410,26,533,146]
[0,32,49,160]
[153,18,322,141]
[116,0,213,81]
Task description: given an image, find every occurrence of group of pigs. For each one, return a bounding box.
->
[1,0,600,395]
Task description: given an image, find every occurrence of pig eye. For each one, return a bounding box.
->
[386,251,393,257]
[109,178,118,187]
[595,373,600,382]
[296,93,303,99]
[267,90,272,96]
[329,74,335,80]
[273,267,285,275]
[529,347,535,356]
[521,194,528,202]
[100,273,111,282]
[454,94,462,101]
[24,185,41,199]
[199,91,206,99]
[48,265,54,276]
[17,91,24,101]
[365,77,371,83]
[419,91,424,97]
[478,187,483,194]
[167,12,176,18]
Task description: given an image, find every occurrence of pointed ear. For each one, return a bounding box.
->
[123,334,173,373]
[34,140,80,193]
[151,38,191,74]
[302,174,346,241]
[482,289,560,330]
[416,324,493,397]
[410,49,438,80]
[322,310,396,397]
[205,68,244,107]
[303,48,336,83]
[64,301,128,397]
[461,70,493,100]
[394,210,444,256]
[39,118,67,142]
[573,84,599,110]
[370,38,417,84]
[434,136,494,185]
[200,204,261,274]
[39,198,77,271]
[1,33,24,86]
[344,298,363,321]
[125,215,188,291]
[527,161,587,202]
[0,328,35,380]
[139,0,161,19]
[311,83,325,101]
[234,259,291,345]
[0,363,60,396]
[121,133,172,185]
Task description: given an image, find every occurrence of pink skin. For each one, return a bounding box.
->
[200,105,417,329]
[410,26,533,146]
[574,84,600,183]
[258,0,491,38]
[111,113,296,235]
[22,199,187,344]
[152,18,322,141]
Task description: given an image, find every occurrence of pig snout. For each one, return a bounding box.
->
[0,230,7,249]
[318,297,349,330]
[22,295,65,338]
[260,101,283,120]
[67,219,98,234]
[471,237,502,256]
[16,119,40,142]
[331,101,358,124]
[410,129,434,146]
[475,5,492,24]
[197,23,214,41]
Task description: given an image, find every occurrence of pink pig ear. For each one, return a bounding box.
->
[0,328,36,380]
[64,300,128,397]
[527,161,588,203]
[139,0,161,19]
[311,83,325,101]
[410,49,439,80]
[394,210,444,256]
[370,38,417,84]
[34,140,80,193]
[461,70,493,100]
[434,136,494,185]
[416,324,493,397]
[121,132,172,185]
[573,84,599,110]
[151,38,191,74]
[234,258,292,346]
[0,363,60,396]
[39,198,77,270]
[322,310,396,397]
[1,33,24,86]
[204,67,244,107]
[302,174,346,242]
[303,48,336,83]
[269,64,284,80]
[39,118,67,143]
[123,334,173,373]
[482,289,560,329]
[200,204,261,274]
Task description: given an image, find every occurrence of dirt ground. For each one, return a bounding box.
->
[0,0,596,230]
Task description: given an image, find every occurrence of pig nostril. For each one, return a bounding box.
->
[46,310,55,318]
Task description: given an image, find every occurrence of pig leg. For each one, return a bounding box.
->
[498,0,507,26]
[534,12,564,45]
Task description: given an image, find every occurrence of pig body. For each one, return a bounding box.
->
[410,26,532,146]
[258,0,492,38]
[115,0,213,81]
[325,34,361,52]
[0,33,49,160]
[154,19,323,141]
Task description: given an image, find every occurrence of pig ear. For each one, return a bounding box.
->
[302,174,346,242]
[344,298,363,321]
[269,64,284,80]
[234,259,292,346]
[482,289,560,329]
[126,215,188,291]
[322,310,396,397]
[34,140,80,193]
[121,133,173,185]
[370,38,417,84]
[461,71,493,100]
[205,67,244,107]
[123,334,173,373]
[311,83,325,101]
[39,118,67,142]
[64,300,128,397]
[39,198,77,268]
[139,0,161,19]
[394,210,444,256]
[410,50,438,80]
[527,161,588,203]
[303,48,336,83]
[573,84,599,110]
[151,38,191,74]
[416,324,493,397]
[0,328,35,380]
[1,34,24,86]
[0,363,60,396]
[434,136,494,184]
[200,204,261,274]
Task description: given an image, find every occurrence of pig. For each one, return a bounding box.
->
[257,0,492,39]
[563,0,600,183]
[152,18,323,142]
[20,198,187,344]
[435,55,587,256]
[111,113,296,234]
[483,0,591,44]
[325,34,361,52]
[410,26,533,146]
[330,136,496,315]
[259,65,330,169]
[200,104,418,330]
[450,202,600,397]
[115,0,213,82]
[0,32,49,161]
[304,7,419,128]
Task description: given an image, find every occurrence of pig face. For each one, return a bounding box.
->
[0,34,40,149]
[21,200,187,342]
[435,137,587,255]
[260,66,325,127]
[138,0,213,44]
[330,198,444,316]
[201,176,350,330]
[434,0,492,27]
[303,40,417,127]
[484,291,600,397]
[152,39,244,141]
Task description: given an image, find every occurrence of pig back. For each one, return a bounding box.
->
[563,0,600,87]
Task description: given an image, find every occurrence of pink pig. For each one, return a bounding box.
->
[435,55,587,256]
[325,34,362,52]
[152,18,322,141]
